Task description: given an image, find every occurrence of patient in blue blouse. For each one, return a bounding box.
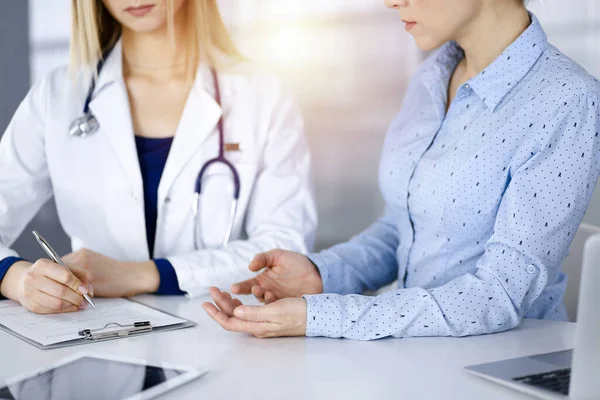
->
[203,0,600,340]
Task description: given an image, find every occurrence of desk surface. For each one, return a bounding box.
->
[0,295,574,400]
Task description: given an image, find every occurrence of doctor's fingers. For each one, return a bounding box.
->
[35,260,90,296]
[26,298,78,315]
[23,274,85,308]
[23,288,81,314]
[69,267,94,297]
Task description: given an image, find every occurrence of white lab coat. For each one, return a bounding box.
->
[0,41,317,297]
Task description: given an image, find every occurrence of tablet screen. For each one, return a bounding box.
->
[0,356,188,400]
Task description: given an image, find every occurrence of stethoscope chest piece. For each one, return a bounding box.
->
[69,112,100,138]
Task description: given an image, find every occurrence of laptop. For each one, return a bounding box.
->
[465,234,600,400]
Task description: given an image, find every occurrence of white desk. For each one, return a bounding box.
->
[0,295,574,400]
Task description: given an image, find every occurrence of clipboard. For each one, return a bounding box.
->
[0,298,196,350]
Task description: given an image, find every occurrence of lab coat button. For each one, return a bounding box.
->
[526,265,536,274]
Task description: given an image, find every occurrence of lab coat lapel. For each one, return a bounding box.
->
[88,82,143,194]
[158,65,223,202]
[86,40,148,259]
[87,39,143,195]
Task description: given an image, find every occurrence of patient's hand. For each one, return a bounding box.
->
[203,287,307,338]
[231,250,323,303]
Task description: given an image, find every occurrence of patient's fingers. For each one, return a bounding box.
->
[248,251,283,272]
[231,298,243,309]
[209,287,239,316]
[251,286,266,302]
[231,277,260,295]
[264,291,277,305]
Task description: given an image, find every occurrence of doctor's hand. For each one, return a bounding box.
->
[0,260,92,314]
[202,287,307,338]
[231,250,323,304]
[62,249,160,298]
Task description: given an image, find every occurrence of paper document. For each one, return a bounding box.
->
[0,298,185,347]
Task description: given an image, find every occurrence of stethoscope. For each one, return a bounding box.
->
[68,49,240,249]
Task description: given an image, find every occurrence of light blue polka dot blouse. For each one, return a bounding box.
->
[304,13,600,340]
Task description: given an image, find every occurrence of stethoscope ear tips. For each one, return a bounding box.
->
[69,113,100,138]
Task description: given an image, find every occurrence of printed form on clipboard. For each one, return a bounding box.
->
[0,298,195,349]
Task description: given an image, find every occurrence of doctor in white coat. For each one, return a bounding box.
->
[0,0,317,313]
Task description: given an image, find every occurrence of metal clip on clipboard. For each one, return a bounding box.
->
[78,321,152,341]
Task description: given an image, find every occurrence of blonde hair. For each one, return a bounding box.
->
[69,0,242,78]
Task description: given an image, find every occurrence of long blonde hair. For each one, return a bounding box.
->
[69,0,241,77]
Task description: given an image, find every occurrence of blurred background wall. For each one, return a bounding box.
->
[1,0,599,259]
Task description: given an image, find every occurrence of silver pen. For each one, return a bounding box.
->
[32,230,96,308]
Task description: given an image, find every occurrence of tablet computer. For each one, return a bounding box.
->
[0,352,207,400]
